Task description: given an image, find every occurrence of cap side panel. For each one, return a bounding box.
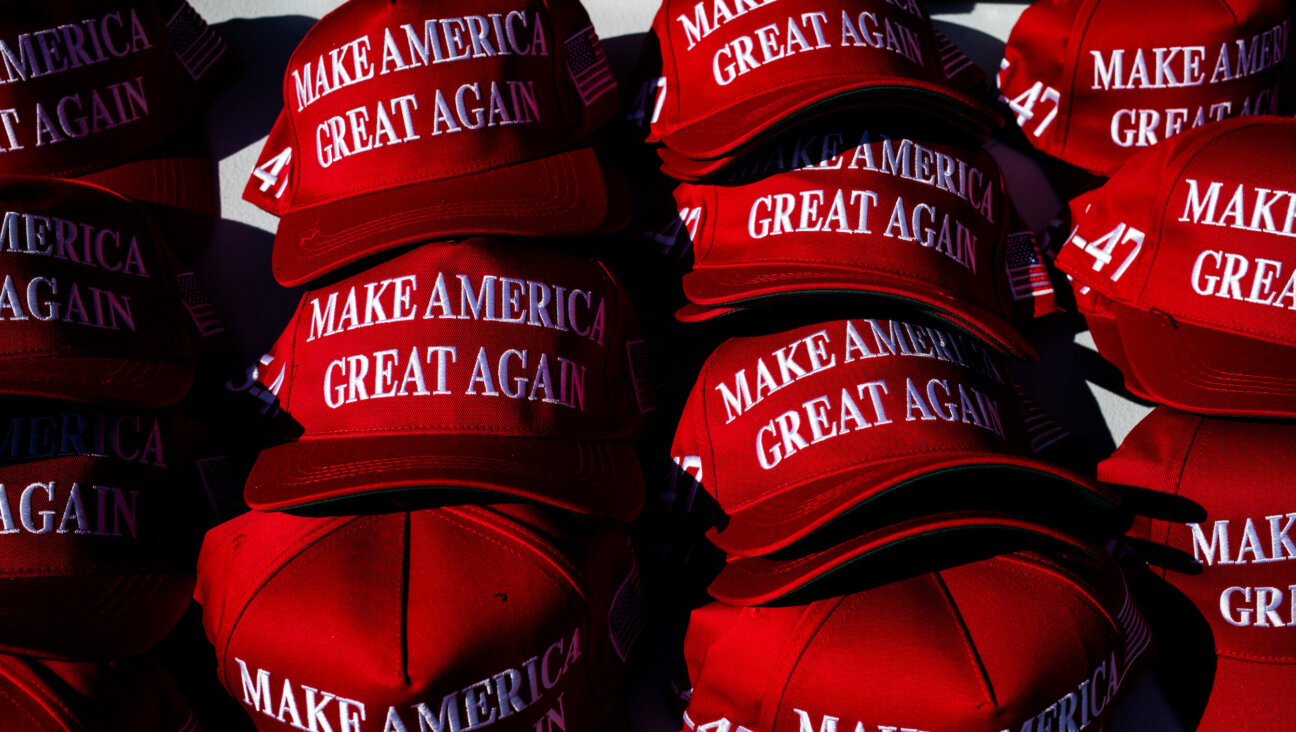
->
[932,570,999,708]
[1056,0,1108,162]
[763,597,847,730]
[215,515,360,672]
[1138,120,1270,304]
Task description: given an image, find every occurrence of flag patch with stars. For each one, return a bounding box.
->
[565,26,615,106]
[166,2,225,80]
[1006,231,1054,301]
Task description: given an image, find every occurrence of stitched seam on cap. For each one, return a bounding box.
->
[933,570,999,709]
[765,596,847,728]
[1059,0,1107,162]
[450,506,585,602]
[220,516,358,671]
[698,347,722,506]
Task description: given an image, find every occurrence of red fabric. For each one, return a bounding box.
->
[242,0,625,285]
[670,317,1116,556]
[0,177,203,407]
[1104,407,1296,730]
[0,407,211,660]
[999,0,1290,176]
[642,0,1000,161]
[240,238,653,518]
[684,550,1152,732]
[0,656,196,732]
[709,510,1106,605]
[1056,116,1296,416]
[195,504,639,732]
[670,128,1036,358]
[0,1,230,213]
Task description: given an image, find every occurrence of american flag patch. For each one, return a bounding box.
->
[176,272,226,337]
[167,2,226,80]
[934,30,975,81]
[1006,231,1054,301]
[565,26,616,106]
[197,456,245,523]
[1013,385,1068,454]
[1117,579,1153,670]
[608,561,647,662]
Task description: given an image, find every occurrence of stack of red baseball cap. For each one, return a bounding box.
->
[659,115,1058,354]
[1101,407,1296,731]
[0,0,234,259]
[241,0,631,287]
[632,0,1002,179]
[1055,116,1296,418]
[1049,111,1296,728]
[670,315,1126,606]
[1000,0,1291,183]
[0,164,234,732]
[195,1,656,729]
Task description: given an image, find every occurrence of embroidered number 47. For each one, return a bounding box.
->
[250,147,293,199]
[1003,81,1061,138]
[1069,222,1146,282]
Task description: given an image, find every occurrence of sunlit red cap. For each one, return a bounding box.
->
[0,656,198,731]
[683,549,1152,732]
[999,0,1290,176]
[195,503,645,732]
[243,0,628,286]
[668,125,1040,358]
[1105,406,1296,731]
[0,1,230,215]
[1055,116,1296,417]
[0,404,220,660]
[639,0,1000,163]
[0,176,223,408]
[670,316,1118,557]
[239,238,656,518]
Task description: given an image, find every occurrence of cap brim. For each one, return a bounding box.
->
[0,356,194,408]
[659,78,999,161]
[74,122,216,217]
[1113,304,1296,418]
[272,145,628,286]
[708,452,1118,557]
[674,301,738,323]
[682,261,1036,359]
[1193,655,1296,730]
[656,143,732,181]
[708,511,1103,605]
[0,572,194,660]
[246,434,644,521]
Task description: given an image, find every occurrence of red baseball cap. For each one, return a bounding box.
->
[244,0,629,286]
[0,656,198,732]
[1072,286,1164,404]
[709,509,1114,605]
[239,238,656,519]
[666,123,1044,359]
[1104,407,1296,731]
[638,0,1000,164]
[0,176,225,408]
[683,549,1152,732]
[1055,116,1296,418]
[0,1,231,219]
[0,404,220,661]
[195,503,644,732]
[670,316,1119,558]
[999,0,1290,177]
